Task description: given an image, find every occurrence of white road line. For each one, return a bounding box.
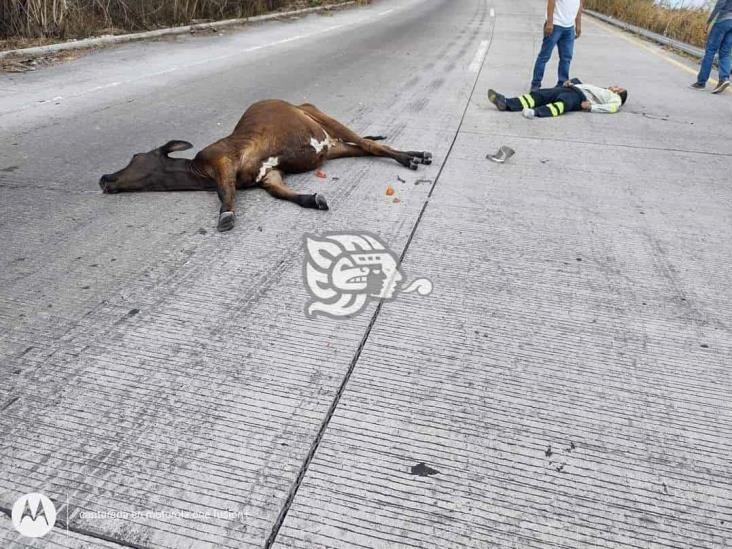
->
[468,40,489,73]
[490,8,495,17]
[379,9,394,16]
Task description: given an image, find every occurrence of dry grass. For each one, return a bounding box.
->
[585,0,710,48]
[0,0,337,42]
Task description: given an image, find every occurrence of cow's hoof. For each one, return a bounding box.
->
[314,193,329,211]
[409,158,420,170]
[217,211,235,232]
[422,152,433,165]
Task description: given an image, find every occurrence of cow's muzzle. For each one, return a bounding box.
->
[99,174,118,193]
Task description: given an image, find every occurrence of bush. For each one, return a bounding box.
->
[0,0,287,40]
[584,0,709,48]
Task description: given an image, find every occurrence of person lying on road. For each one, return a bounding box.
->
[488,79,628,119]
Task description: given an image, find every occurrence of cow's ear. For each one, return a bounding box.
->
[160,140,193,155]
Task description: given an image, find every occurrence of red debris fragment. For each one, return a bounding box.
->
[315,170,327,178]
[385,185,395,196]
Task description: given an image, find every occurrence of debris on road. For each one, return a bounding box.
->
[397,175,406,183]
[315,170,327,178]
[414,178,432,186]
[385,185,395,196]
[393,197,401,204]
[410,462,440,477]
[487,145,515,164]
[1,49,86,73]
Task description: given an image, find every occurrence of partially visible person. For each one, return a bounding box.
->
[488,79,628,119]
[531,0,583,91]
[691,0,732,94]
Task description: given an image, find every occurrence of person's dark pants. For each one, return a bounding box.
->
[531,25,576,90]
[506,86,584,117]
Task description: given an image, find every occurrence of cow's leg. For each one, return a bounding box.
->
[299,103,432,170]
[212,158,238,232]
[326,142,369,160]
[261,170,329,210]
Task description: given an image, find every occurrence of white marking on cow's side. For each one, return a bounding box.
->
[310,137,329,153]
[469,40,489,73]
[490,8,495,18]
[257,156,280,182]
[310,129,333,154]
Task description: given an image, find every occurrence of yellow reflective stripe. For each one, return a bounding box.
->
[524,94,536,108]
[547,103,558,117]
[555,101,565,114]
[518,96,529,109]
[609,103,618,113]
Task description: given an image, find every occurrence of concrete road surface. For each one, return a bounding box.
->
[1,0,731,547]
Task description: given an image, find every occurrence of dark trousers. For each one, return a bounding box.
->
[506,86,584,117]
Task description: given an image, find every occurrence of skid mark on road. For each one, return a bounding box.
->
[264,1,496,547]
[1,2,424,119]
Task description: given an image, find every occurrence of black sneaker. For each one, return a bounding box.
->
[488,89,507,111]
[712,80,730,94]
[690,82,705,90]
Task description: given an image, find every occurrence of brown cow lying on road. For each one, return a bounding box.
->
[100,100,432,232]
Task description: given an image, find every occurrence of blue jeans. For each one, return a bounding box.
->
[697,18,732,84]
[531,25,576,90]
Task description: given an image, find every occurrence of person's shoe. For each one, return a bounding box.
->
[522,108,536,119]
[690,82,705,90]
[487,89,507,111]
[712,80,730,94]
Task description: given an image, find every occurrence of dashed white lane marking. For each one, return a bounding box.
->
[469,40,489,73]
[490,7,495,17]
[379,9,394,16]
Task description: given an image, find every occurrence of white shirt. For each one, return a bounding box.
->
[551,0,581,27]
[573,84,623,113]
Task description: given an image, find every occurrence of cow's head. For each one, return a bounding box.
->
[99,140,194,193]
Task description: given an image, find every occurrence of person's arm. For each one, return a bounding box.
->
[708,0,723,25]
[545,0,556,35]
[589,95,622,113]
[575,0,583,38]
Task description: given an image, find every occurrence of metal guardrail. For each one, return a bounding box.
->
[585,9,705,60]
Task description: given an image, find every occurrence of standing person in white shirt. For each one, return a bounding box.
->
[531,0,583,91]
